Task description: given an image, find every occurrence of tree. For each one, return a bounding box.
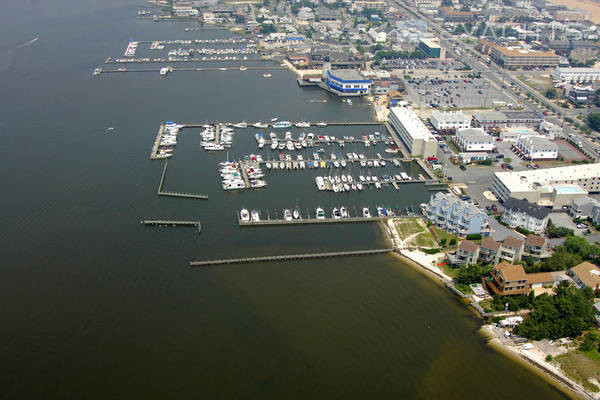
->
[544,88,557,99]
[456,263,490,285]
[504,157,512,164]
[514,281,596,340]
[449,238,457,246]
[587,112,600,131]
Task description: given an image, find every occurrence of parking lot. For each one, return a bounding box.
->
[553,139,588,162]
[381,59,465,71]
[403,74,514,109]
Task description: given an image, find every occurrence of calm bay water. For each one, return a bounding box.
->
[0,2,572,399]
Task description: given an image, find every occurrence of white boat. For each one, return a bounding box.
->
[284,209,292,221]
[240,209,250,221]
[253,122,269,128]
[332,208,341,219]
[293,209,301,219]
[295,121,310,128]
[273,121,292,129]
[343,183,350,191]
[271,142,278,150]
[269,132,278,140]
[223,181,246,190]
[340,160,347,168]
[240,66,247,71]
[357,183,363,190]
[266,162,272,169]
[233,122,247,128]
[362,208,371,218]
[334,161,340,168]
[271,117,278,122]
[335,176,341,184]
[159,67,170,76]
[375,182,382,189]
[341,175,347,183]
[340,207,348,218]
[316,207,325,219]
[316,122,327,127]
[251,210,260,222]
[366,176,372,182]
[263,73,272,78]
[347,175,353,183]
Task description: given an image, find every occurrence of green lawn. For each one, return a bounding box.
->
[434,228,458,246]
[394,218,424,238]
[445,140,460,154]
[556,350,600,393]
[440,264,459,279]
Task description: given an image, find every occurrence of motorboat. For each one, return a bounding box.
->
[284,209,292,221]
[340,207,348,218]
[234,122,247,128]
[251,210,260,222]
[340,160,347,168]
[295,121,310,128]
[375,182,382,189]
[293,209,301,219]
[332,208,341,219]
[357,183,363,190]
[362,208,371,218]
[273,121,292,129]
[253,122,268,128]
[240,209,250,222]
[316,207,325,219]
[343,183,350,191]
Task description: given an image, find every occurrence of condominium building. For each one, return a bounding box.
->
[389,107,437,158]
[472,111,542,130]
[429,110,470,131]
[455,128,494,152]
[423,192,491,237]
[491,163,600,208]
[500,197,551,234]
[515,135,559,160]
[479,39,560,67]
[553,67,600,83]
[487,262,530,296]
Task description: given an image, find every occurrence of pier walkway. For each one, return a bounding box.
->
[157,161,209,200]
[150,124,165,159]
[189,248,394,267]
[142,220,201,233]
[238,215,412,226]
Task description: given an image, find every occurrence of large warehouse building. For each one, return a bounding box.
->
[490,163,600,209]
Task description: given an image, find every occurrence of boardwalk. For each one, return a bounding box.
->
[150,124,165,159]
[189,248,394,267]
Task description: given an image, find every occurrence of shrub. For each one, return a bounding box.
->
[440,238,448,246]
[545,355,552,362]
[449,238,457,246]
[466,233,482,241]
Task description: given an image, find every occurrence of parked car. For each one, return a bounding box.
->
[491,205,498,212]
[459,165,467,171]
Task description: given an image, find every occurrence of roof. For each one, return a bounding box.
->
[458,239,479,253]
[502,235,525,249]
[481,237,502,251]
[457,128,493,143]
[504,111,542,120]
[390,107,435,141]
[594,302,600,312]
[503,197,552,220]
[419,38,441,48]
[473,111,508,122]
[570,262,600,288]
[525,234,546,247]
[431,110,470,123]
[517,136,558,152]
[572,196,600,207]
[555,67,600,74]
[526,272,554,285]
[493,164,599,196]
[496,261,527,282]
[327,69,370,82]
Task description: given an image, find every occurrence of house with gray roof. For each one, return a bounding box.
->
[424,192,491,237]
[500,197,552,234]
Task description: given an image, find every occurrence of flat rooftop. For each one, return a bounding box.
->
[494,163,600,192]
[390,107,435,141]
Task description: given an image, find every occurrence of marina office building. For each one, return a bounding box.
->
[491,163,600,208]
[323,69,372,96]
[389,107,437,158]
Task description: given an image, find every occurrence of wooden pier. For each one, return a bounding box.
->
[238,215,411,227]
[97,66,285,74]
[157,161,209,200]
[142,220,202,233]
[150,124,165,159]
[189,248,394,267]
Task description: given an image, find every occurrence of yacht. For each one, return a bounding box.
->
[159,67,170,76]
[343,183,350,191]
[360,160,366,167]
[284,209,292,221]
[372,176,378,182]
[251,210,260,222]
[347,175,353,183]
[340,160,347,168]
[366,176,372,182]
[270,132,278,140]
[362,208,371,218]
[295,121,310,128]
[294,142,302,150]
[286,141,294,151]
[239,66,247,71]
[357,183,363,191]
[271,141,278,150]
[240,209,250,222]
[377,207,386,217]
[341,175,347,183]
[293,209,301,219]
[253,122,268,128]
[223,181,246,190]
[266,162,272,169]
[332,208,341,219]
[340,207,348,218]
[272,121,292,129]
[271,117,278,122]
[333,160,340,168]
[263,73,272,78]
[375,182,382,189]
[380,160,386,167]
[316,207,325,220]
[334,176,341,184]
[316,122,327,127]
[233,122,247,128]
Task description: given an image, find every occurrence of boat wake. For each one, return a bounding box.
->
[17,36,39,49]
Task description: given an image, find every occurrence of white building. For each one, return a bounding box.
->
[423,192,491,236]
[500,197,551,234]
[389,107,437,158]
[430,110,470,131]
[553,67,600,83]
[173,5,200,16]
[491,163,600,208]
[455,128,494,152]
[368,28,387,43]
[515,135,559,160]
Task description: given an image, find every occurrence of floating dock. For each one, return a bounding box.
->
[142,220,201,233]
[150,124,165,159]
[189,248,394,267]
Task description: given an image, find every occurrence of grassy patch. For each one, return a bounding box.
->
[445,140,460,154]
[556,350,600,393]
[394,218,424,238]
[455,283,473,294]
[479,298,493,313]
[434,228,458,246]
[440,264,459,279]
[414,233,437,247]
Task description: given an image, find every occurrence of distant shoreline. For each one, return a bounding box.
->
[546,0,600,23]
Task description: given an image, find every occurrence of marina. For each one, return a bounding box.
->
[189,248,394,267]
[96,65,285,75]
